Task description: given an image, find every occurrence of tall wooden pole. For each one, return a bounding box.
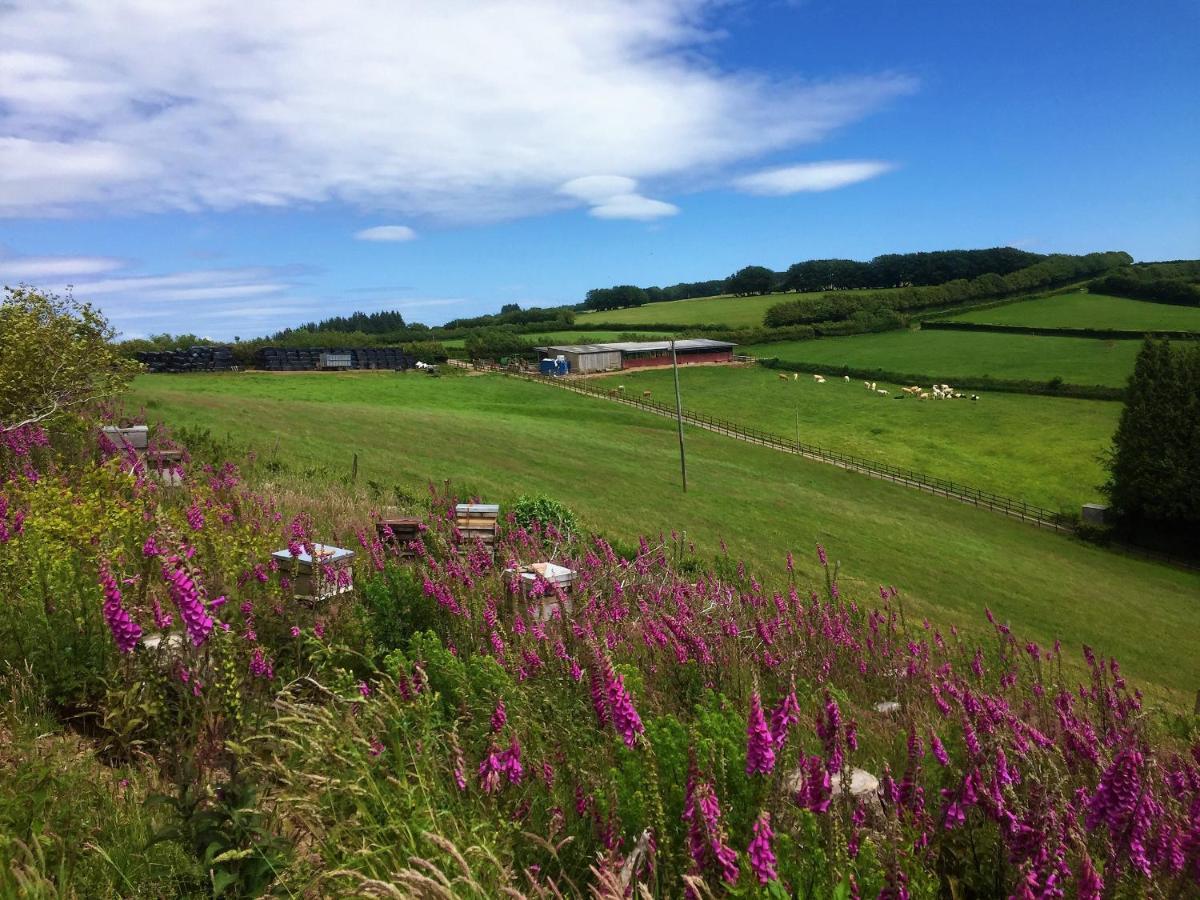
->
[670,338,687,492]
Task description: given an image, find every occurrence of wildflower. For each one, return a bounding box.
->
[607,668,645,748]
[747,811,777,884]
[930,731,950,767]
[289,625,301,638]
[185,502,205,530]
[151,599,173,629]
[770,684,801,750]
[162,556,212,647]
[745,692,776,775]
[816,543,828,566]
[99,563,142,653]
[142,534,163,557]
[358,680,371,698]
[248,647,273,680]
[491,699,507,732]
[369,738,385,757]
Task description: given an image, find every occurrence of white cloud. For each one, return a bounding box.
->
[591,194,680,221]
[354,225,418,242]
[733,160,895,195]
[0,254,126,280]
[0,1,914,220]
[559,174,679,221]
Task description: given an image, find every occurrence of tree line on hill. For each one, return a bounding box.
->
[763,251,1132,329]
[1090,260,1200,306]
[582,247,1047,310]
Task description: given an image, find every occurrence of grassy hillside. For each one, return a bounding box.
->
[745,329,1141,387]
[129,371,1200,705]
[577,293,785,328]
[948,291,1200,331]
[594,366,1117,510]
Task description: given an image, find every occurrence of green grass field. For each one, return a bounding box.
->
[947,292,1200,331]
[595,366,1118,510]
[745,329,1142,387]
[129,371,1200,705]
[574,292,819,328]
[441,329,669,350]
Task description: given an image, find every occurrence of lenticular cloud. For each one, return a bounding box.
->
[0,0,914,220]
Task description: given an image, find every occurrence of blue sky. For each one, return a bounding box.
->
[1,0,1196,339]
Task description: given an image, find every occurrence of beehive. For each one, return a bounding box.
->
[271,544,355,601]
[454,503,499,556]
[376,510,423,557]
[101,425,149,450]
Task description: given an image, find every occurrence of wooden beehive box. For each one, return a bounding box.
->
[454,503,499,555]
[376,510,423,557]
[271,544,355,601]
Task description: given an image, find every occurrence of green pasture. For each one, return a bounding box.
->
[595,365,1118,510]
[745,329,1141,387]
[577,293,784,328]
[947,292,1200,332]
[440,329,669,350]
[129,372,1200,705]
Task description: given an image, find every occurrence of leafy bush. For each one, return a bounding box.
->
[511,493,578,536]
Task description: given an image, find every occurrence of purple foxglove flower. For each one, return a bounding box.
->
[748,811,777,884]
[746,692,776,775]
[99,563,142,653]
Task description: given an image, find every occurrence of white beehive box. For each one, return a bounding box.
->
[272,544,355,601]
[102,425,149,450]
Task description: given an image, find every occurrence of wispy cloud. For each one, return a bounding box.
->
[558,175,679,221]
[0,1,915,221]
[0,253,126,280]
[354,225,418,242]
[733,160,896,195]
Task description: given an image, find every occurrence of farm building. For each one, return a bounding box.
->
[536,344,624,374]
[535,339,735,373]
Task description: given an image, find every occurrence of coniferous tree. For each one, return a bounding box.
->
[1104,339,1200,550]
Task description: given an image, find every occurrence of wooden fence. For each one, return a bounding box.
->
[481,364,1075,533]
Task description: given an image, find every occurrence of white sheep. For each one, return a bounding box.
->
[876,388,889,395]
[869,382,876,392]
[844,375,850,383]
[793,373,798,381]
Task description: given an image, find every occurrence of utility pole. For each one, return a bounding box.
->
[670,338,687,492]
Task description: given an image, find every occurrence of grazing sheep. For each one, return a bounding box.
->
[876,388,889,395]
[617,385,625,392]
[778,373,789,381]
[643,390,652,399]
[815,376,826,384]
[863,381,870,389]
[919,392,931,400]
[953,392,963,399]
[971,394,979,401]
[793,373,799,381]
[844,375,851,382]
[870,382,876,392]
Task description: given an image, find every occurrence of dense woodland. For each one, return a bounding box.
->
[582,247,1047,310]
[762,252,1132,329]
[1091,261,1200,306]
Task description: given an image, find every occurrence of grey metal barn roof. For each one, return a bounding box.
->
[536,339,735,354]
[534,344,621,354]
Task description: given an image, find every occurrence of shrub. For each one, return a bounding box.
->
[511,493,578,536]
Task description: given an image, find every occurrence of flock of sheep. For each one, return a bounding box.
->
[777,371,979,401]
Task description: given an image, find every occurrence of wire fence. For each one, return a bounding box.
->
[481,363,1075,533]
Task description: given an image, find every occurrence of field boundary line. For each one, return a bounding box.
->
[486,364,1075,533]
